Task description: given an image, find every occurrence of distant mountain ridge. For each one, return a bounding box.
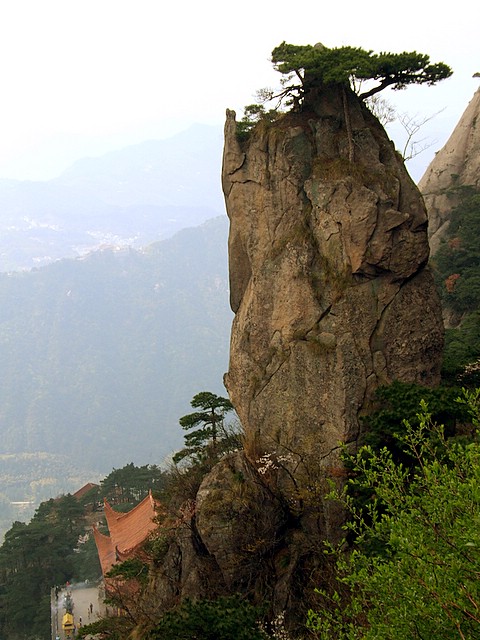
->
[0,124,224,271]
[0,216,232,502]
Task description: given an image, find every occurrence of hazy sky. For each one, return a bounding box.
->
[0,0,478,183]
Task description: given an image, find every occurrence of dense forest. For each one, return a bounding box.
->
[0,215,232,539]
[0,216,231,471]
[431,186,480,384]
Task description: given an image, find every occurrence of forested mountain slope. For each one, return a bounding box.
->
[0,216,231,486]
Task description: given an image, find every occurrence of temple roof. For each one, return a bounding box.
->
[93,491,158,576]
[92,526,116,575]
[73,482,98,500]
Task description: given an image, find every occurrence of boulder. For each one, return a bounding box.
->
[196,451,287,590]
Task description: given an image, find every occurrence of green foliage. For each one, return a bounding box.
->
[0,495,88,639]
[431,188,480,381]
[79,548,152,637]
[269,42,452,106]
[77,615,133,640]
[361,381,467,458]
[98,462,166,505]
[147,595,267,640]
[239,42,451,142]
[173,391,235,464]
[236,103,280,141]
[0,461,165,639]
[272,43,373,86]
[0,451,96,543]
[55,493,86,533]
[346,382,469,554]
[307,389,480,639]
[106,557,149,585]
[433,189,480,312]
[443,313,480,385]
[71,533,102,582]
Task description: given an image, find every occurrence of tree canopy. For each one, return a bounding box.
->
[237,43,452,140]
[173,391,234,464]
[268,42,452,106]
[98,462,166,505]
[0,495,91,639]
[147,595,266,640]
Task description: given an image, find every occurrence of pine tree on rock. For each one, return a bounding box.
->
[173,392,234,464]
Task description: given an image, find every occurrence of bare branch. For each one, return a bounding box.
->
[398,108,445,160]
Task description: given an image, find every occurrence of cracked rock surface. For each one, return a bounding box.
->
[419,87,480,255]
[144,89,445,629]
[222,87,444,482]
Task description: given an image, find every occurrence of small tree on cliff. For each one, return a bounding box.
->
[240,43,452,150]
[173,391,234,464]
[269,42,452,107]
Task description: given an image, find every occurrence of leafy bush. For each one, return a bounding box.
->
[360,381,467,457]
[307,389,480,639]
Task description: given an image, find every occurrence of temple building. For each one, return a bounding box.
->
[93,490,158,578]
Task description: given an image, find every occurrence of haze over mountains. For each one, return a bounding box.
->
[0,124,225,271]
[0,216,231,469]
[0,125,231,538]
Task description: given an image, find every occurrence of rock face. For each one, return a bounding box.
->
[196,452,287,590]
[144,451,293,622]
[419,87,480,254]
[222,86,444,489]
[142,87,446,635]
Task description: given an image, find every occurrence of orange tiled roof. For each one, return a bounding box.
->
[92,526,116,575]
[93,491,158,577]
[73,482,99,500]
[104,491,158,555]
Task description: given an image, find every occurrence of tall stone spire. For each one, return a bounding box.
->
[222,85,444,484]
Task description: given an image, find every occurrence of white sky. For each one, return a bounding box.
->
[0,0,478,183]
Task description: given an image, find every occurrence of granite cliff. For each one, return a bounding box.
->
[142,85,445,630]
[222,85,443,499]
[419,86,480,254]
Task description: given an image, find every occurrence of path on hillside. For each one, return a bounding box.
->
[52,584,105,639]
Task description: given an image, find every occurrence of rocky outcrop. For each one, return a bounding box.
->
[419,86,480,253]
[142,87,445,635]
[142,451,294,619]
[196,452,287,590]
[222,86,444,499]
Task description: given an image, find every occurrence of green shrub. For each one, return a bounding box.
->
[147,595,267,640]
